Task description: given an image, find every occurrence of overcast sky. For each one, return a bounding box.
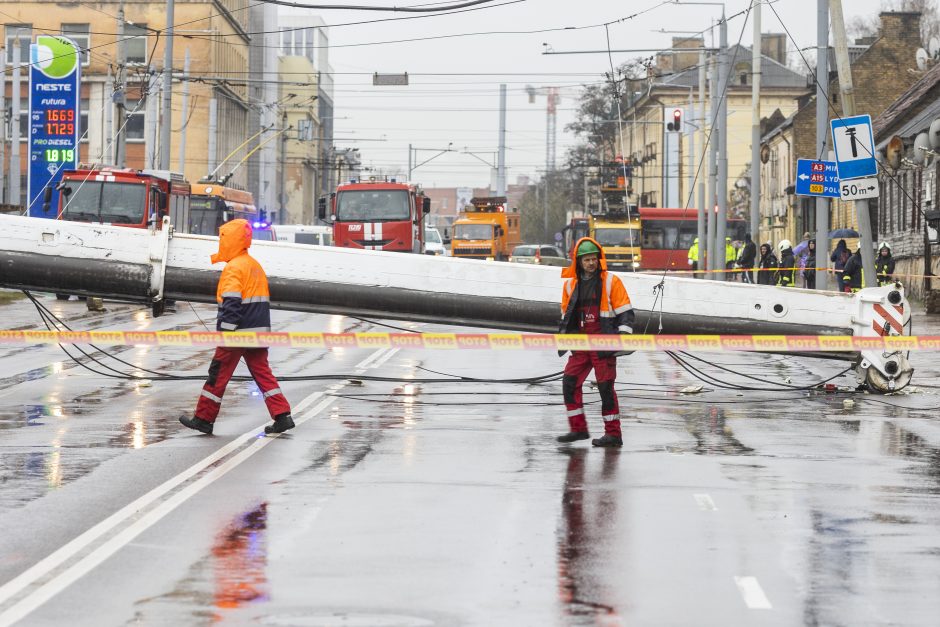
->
[316,0,890,188]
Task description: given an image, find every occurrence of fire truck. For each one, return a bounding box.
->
[53,166,191,232]
[318,177,430,253]
[450,196,522,261]
[591,158,641,271]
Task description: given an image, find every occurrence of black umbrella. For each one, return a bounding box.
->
[829,228,859,238]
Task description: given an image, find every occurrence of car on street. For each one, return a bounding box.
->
[508,244,568,267]
[425,227,447,255]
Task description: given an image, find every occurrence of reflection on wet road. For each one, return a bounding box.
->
[1,296,940,625]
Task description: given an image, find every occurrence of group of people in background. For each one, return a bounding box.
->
[688,231,897,291]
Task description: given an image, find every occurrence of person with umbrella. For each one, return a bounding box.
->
[830,239,850,292]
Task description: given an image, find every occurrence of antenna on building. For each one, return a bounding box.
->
[916,47,929,70]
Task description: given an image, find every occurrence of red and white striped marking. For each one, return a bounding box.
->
[872,302,904,337]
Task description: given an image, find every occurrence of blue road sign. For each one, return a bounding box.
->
[27,35,81,218]
[830,114,877,180]
[795,159,840,198]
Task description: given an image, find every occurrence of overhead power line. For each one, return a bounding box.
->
[250,0,499,10]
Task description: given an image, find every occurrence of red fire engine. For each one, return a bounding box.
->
[318,177,430,253]
[54,166,191,232]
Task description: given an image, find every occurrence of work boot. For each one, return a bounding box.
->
[265,413,295,435]
[591,434,623,447]
[556,431,590,443]
[179,415,213,435]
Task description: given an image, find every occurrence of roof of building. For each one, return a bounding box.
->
[657,44,807,90]
[873,61,940,140]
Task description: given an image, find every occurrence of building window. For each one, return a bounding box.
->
[126,111,145,141]
[61,23,91,66]
[280,27,314,62]
[125,23,148,65]
[5,24,31,65]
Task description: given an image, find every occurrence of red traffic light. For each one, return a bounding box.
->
[670,108,682,132]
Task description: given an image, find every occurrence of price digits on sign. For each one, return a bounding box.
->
[44,149,75,162]
[46,109,75,135]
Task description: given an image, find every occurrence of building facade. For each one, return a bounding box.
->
[759,12,922,249]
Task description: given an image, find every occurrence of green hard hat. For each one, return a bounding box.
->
[576,240,601,257]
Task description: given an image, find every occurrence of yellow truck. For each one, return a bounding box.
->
[450,197,522,261]
[589,210,641,271]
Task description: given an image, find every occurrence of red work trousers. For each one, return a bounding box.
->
[195,347,291,423]
[562,351,621,437]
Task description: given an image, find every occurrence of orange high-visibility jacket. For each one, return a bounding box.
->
[212,219,272,332]
[559,236,635,335]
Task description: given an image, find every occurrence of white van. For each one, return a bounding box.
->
[425,227,446,256]
[272,224,333,246]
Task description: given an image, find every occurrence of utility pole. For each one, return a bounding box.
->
[697,50,706,277]
[497,83,506,196]
[707,51,719,275]
[0,46,6,203]
[750,0,761,247]
[830,0,876,287]
[178,48,190,173]
[144,67,160,169]
[407,143,412,182]
[159,0,175,170]
[279,109,287,223]
[207,96,218,174]
[815,0,830,290]
[11,30,21,207]
[716,14,729,279]
[114,2,127,168]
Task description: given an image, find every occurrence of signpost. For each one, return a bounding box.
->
[795,159,839,198]
[27,35,80,218]
[839,176,879,201]
[830,114,877,181]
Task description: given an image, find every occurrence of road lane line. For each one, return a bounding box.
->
[694,494,717,511]
[0,345,391,622]
[734,576,773,609]
[369,347,399,370]
[0,396,335,626]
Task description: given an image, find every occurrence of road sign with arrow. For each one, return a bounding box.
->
[839,176,880,201]
[795,159,839,198]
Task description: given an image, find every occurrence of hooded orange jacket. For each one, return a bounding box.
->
[212,219,272,332]
[559,236,635,336]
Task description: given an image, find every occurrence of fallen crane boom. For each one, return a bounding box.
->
[0,215,913,391]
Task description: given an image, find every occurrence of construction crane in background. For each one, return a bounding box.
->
[525,86,561,173]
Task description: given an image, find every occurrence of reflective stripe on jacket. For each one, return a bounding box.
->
[212,219,272,332]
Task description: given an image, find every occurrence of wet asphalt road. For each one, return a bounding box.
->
[1,292,939,626]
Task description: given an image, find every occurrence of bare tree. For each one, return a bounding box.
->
[848,0,940,46]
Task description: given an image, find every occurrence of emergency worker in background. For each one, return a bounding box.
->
[842,247,864,292]
[736,233,757,284]
[776,239,796,287]
[756,242,778,285]
[687,237,700,277]
[180,219,294,436]
[876,242,896,286]
[725,237,736,280]
[557,238,635,448]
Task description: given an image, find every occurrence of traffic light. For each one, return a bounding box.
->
[668,108,682,132]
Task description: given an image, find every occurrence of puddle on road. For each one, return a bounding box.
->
[556,448,622,622]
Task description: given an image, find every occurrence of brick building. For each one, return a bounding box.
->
[872,60,940,305]
[759,12,922,249]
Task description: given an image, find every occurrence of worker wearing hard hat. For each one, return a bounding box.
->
[180,219,294,436]
[557,238,635,448]
[876,242,896,286]
[776,239,796,287]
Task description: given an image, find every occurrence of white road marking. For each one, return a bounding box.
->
[370,347,399,370]
[734,576,773,609]
[694,493,717,511]
[0,345,393,626]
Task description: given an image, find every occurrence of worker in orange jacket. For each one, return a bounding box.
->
[180,219,293,435]
[557,238,635,447]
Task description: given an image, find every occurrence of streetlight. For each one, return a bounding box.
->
[408,142,453,181]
